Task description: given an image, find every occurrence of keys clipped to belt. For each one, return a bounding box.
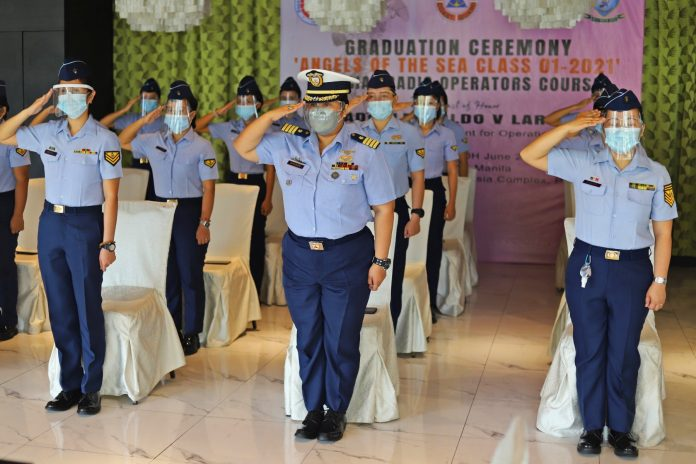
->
[580,254,592,288]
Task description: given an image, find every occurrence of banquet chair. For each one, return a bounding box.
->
[261,177,287,305]
[202,183,262,347]
[464,167,479,288]
[118,167,149,201]
[284,213,400,423]
[48,201,184,403]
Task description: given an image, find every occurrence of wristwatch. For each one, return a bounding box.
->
[199,219,211,229]
[372,256,392,270]
[99,241,116,252]
[654,276,667,285]
[411,208,425,218]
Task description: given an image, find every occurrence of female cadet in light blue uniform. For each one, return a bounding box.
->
[0,59,123,416]
[119,81,218,356]
[432,80,470,177]
[359,69,425,329]
[233,69,395,442]
[0,80,30,342]
[196,76,273,294]
[412,80,459,323]
[521,89,677,459]
[271,76,307,131]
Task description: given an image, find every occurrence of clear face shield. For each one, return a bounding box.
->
[52,84,93,119]
[163,99,191,134]
[304,100,344,136]
[279,90,300,106]
[413,95,439,125]
[235,94,258,121]
[140,92,159,117]
[602,110,643,160]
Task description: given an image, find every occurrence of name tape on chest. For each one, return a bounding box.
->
[629,182,656,191]
[350,133,380,149]
[281,123,310,138]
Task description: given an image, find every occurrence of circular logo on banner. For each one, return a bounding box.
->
[294,0,316,26]
[437,0,477,21]
[584,0,624,23]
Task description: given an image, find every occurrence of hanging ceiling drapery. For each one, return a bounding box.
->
[115,0,212,32]
[304,0,387,33]
[494,0,595,29]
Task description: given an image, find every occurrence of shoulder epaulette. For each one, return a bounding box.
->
[351,133,380,149]
[281,123,310,137]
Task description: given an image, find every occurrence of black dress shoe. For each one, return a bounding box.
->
[182,334,200,356]
[577,429,603,455]
[294,410,325,439]
[608,430,638,458]
[318,410,347,442]
[77,392,101,416]
[0,325,18,341]
[45,390,81,411]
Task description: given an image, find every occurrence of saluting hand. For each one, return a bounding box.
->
[266,101,305,122]
[196,225,210,246]
[99,249,116,272]
[566,110,605,137]
[123,96,140,112]
[345,94,368,114]
[28,89,53,116]
[393,101,413,112]
[645,283,666,311]
[143,105,164,124]
[368,264,387,291]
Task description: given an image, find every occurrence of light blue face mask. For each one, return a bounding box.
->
[367,101,393,121]
[141,98,158,116]
[164,114,190,134]
[306,107,341,136]
[57,93,88,119]
[414,105,437,125]
[236,105,257,121]
[604,127,641,159]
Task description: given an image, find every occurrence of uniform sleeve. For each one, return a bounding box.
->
[256,132,285,165]
[363,148,397,206]
[15,123,53,154]
[130,132,159,159]
[651,165,678,221]
[547,148,589,183]
[9,147,31,168]
[99,131,123,180]
[443,128,459,163]
[559,112,578,124]
[198,140,220,182]
[114,113,137,132]
[451,123,470,152]
[207,122,229,141]
[405,126,425,173]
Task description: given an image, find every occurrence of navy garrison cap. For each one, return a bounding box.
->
[432,80,449,105]
[603,88,641,113]
[280,77,301,96]
[58,59,91,82]
[367,70,395,92]
[237,76,264,105]
[141,77,161,97]
[413,78,438,98]
[167,80,198,111]
[592,82,619,110]
[591,73,613,94]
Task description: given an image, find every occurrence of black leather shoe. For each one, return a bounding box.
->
[182,334,200,356]
[77,392,101,416]
[0,325,18,341]
[318,410,347,442]
[608,430,638,458]
[577,429,603,455]
[294,410,324,439]
[45,390,81,412]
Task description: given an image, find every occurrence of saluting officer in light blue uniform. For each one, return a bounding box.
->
[101,77,164,201]
[521,89,677,459]
[0,81,31,341]
[120,80,218,356]
[0,59,123,415]
[271,77,307,132]
[196,76,273,294]
[359,70,425,329]
[233,69,395,442]
[412,80,459,322]
[432,80,470,176]
[556,82,618,152]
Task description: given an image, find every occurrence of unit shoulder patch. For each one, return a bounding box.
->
[104,151,121,166]
[350,133,380,149]
[415,148,425,158]
[280,123,310,138]
[203,158,217,168]
[664,183,675,207]
[15,148,27,156]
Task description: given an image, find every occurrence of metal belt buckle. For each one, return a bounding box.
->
[605,250,621,261]
[166,199,178,205]
[309,241,324,251]
[139,157,149,164]
[52,204,65,214]
[238,173,248,180]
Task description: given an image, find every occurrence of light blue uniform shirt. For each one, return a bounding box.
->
[131,128,219,199]
[548,145,678,250]
[256,124,396,239]
[360,117,424,198]
[0,144,31,193]
[556,127,604,152]
[417,123,459,179]
[442,117,470,152]
[16,116,123,206]
[209,119,264,174]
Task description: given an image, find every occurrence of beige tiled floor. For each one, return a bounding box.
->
[0,262,694,463]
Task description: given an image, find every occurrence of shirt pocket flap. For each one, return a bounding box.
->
[580,182,607,196]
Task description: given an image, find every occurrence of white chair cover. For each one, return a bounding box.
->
[261,177,287,305]
[202,184,262,347]
[16,178,49,334]
[538,218,666,447]
[48,201,185,402]
[554,181,575,289]
[437,176,472,316]
[284,213,400,423]
[464,167,479,287]
[396,190,433,354]
[491,417,530,464]
[118,168,149,201]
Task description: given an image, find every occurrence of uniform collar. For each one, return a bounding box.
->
[593,144,651,171]
[364,115,400,135]
[420,122,442,137]
[303,121,351,154]
[55,115,98,138]
[165,127,196,145]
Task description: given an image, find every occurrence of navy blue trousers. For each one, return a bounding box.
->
[165,198,208,336]
[425,177,446,310]
[390,195,410,328]
[282,227,373,413]
[0,190,19,330]
[566,239,652,433]
[225,172,265,294]
[38,203,105,393]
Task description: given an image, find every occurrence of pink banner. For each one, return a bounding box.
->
[280,0,645,263]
